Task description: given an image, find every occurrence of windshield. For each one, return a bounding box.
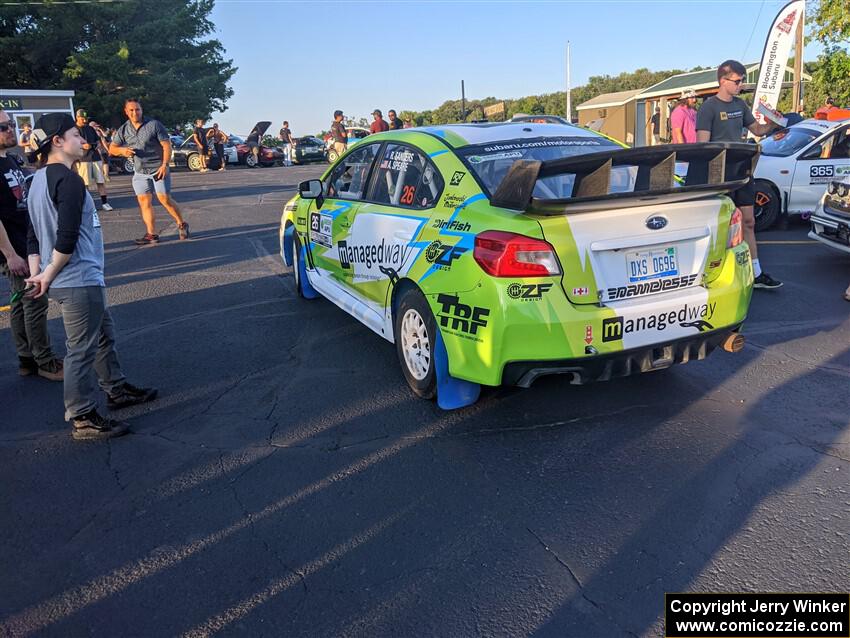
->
[760,127,821,157]
[457,135,624,199]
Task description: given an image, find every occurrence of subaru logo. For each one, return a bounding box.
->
[645,215,668,230]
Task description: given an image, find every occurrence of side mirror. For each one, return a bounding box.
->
[299,179,324,208]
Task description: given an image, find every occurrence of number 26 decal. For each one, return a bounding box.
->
[400,184,416,205]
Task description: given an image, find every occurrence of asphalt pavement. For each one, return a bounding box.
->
[1,164,848,637]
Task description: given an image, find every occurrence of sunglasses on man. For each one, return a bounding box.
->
[723,77,744,85]
[0,122,17,132]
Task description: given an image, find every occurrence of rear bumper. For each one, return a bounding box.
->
[502,325,740,387]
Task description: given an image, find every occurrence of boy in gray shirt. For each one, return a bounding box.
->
[25,113,157,440]
[696,59,781,289]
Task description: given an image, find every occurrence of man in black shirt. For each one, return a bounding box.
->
[330,110,347,159]
[279,121,293,166]
[75,109,113,211]
[0,109,63,381]
[387,110,403,130]
[192,118,209,172]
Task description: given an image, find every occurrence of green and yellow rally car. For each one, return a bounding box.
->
[279,123,758,409]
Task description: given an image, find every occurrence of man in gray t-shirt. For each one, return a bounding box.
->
[696,59,781,290]
[109,98,189,246]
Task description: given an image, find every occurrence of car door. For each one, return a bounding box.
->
[789,125,850,213]
[306,142,381,287]
[343,142,445,309]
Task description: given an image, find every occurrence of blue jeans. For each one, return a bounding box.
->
[49,286,126,420]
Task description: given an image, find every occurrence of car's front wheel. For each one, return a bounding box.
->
[754,179,781,232]
[245,153,258,168]
[122,158,134,174]
[394,289,437,399]
[327,149,338,163]
[187,153,202,172]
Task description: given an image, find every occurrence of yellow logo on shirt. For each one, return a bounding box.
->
[720,112,728,121]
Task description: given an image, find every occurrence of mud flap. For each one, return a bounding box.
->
[434,331,480,410]
[299,244,320,299]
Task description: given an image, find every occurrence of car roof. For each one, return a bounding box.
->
[792,117,848,134]
[417,122,604,148]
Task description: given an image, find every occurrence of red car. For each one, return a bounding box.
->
[234,121,284,167]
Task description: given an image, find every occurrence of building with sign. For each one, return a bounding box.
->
[576,89,643,145]
[0,88,76,146]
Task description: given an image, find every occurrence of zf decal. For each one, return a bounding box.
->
[735,249,751,266]
[507,282,552,300]
[436,294,489,340]
[449,171,465,186]
[425,240,467,269]
[810,165,835,184]
[601,302,717,343]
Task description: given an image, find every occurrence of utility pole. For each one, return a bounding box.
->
[792,7,804,112]
[461,80,466,122]
[566,41,572,122]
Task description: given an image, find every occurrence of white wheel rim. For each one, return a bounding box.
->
[400,309,431,381]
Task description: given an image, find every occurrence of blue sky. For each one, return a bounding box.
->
[209,0,815,137]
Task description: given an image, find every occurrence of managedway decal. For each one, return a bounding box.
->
[338,239,412,270]
[601,301,717,343]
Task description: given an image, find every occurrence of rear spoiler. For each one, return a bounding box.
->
[490,142,760,214]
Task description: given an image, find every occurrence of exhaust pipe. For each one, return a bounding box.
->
[721,332,745,353]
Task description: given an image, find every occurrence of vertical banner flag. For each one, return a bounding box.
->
[752,0,805,124]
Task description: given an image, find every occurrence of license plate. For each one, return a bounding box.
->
[626,247,679,282]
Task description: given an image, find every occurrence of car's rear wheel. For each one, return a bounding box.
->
[327,149,339,163]
[122,158,134,174]
[394,289,437,399]
[754,179,781,232]
[187,153,202,172]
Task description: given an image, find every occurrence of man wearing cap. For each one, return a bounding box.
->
[370,109,389,134]
[75,109,114,211]
[671,90,698,144]
[109,98,189,246]
[330,110,347,158]
[24,113,157,439]
[0,109,64,382]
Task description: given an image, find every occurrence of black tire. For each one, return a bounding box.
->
[754,179,781,232]
[292,233,305,298]
[394,288,437,399]
[187,153,202,172]
[327,149,338,163]
[245,153,258,168]
[122,158,134,174]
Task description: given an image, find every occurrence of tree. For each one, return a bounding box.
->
[0,0,236,129]
[808,0,850,47]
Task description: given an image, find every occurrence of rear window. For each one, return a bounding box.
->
[760,127,821,157]
[457,135,622,198]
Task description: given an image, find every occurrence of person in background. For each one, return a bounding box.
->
[387,110,403,130]
[403,118,414,129]
[0,109,64,381]
[696,59,781,290]
[206,123,228,171]
[192,118,209,173]
[89,120,111,182]
[74,109,113,211]
[815,97,838,118]
[331,110,347,158]
[25,113,157,439]
[109,98,189,245]
[18,122,34,152]
[370,109,389,134]
[671,89,698,144]
[648,107,661,145]
[279,121,294,166]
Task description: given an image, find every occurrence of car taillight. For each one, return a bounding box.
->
[727,207,743,248]
[474,230,561,277]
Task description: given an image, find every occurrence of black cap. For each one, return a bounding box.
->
[28,113,76,162]
[372,109,382,117]
[333,109,343,117]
